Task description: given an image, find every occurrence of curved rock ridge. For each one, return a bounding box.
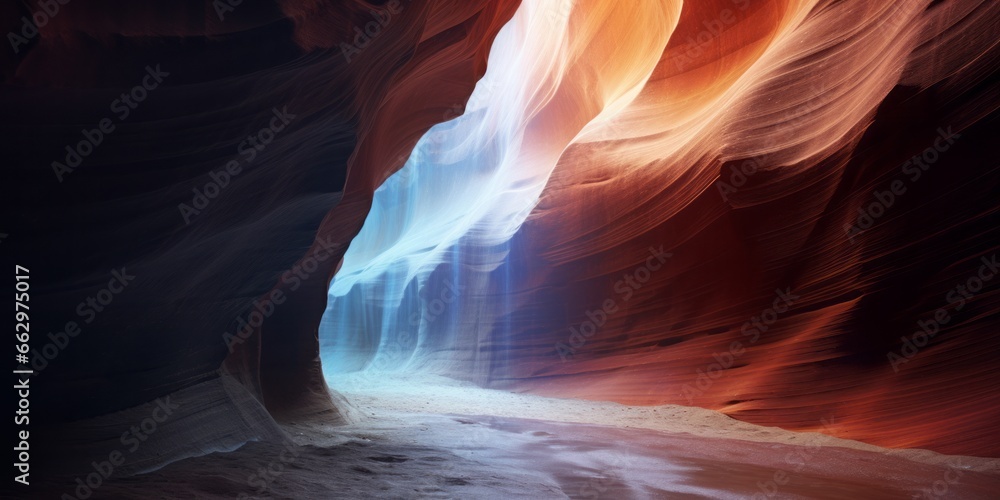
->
[319,0,1000,457]
[507,0,1000,457]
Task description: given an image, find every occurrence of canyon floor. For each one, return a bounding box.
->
[42,373,1000,499]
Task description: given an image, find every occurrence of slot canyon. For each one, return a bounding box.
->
[5,0,1000,498]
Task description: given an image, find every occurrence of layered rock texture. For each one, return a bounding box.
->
[5,0,999,481]
[319,0,1000,458]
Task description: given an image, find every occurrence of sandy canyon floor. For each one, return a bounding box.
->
[37,373,1000,499]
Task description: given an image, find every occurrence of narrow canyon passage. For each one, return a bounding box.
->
[7,0,1000,497]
